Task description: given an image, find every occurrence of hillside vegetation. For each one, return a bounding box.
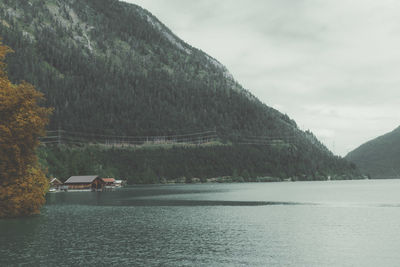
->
[346,126,400,179]
[0,0,361,182]
[38,144,361,184]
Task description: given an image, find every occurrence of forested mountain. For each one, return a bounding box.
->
[0,0,360,181]
[0,0,290,138]
[346,126,400,179]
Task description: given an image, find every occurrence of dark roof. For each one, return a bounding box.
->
[64,175,100,184]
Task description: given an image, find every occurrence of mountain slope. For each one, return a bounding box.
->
[0,0,290,138]
[0,0,360,181]
[346,126,400,179]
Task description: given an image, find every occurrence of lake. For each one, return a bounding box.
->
[2,180,400,266]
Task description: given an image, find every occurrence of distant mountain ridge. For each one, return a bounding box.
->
[346,126,400,178]
[0,0,360,181]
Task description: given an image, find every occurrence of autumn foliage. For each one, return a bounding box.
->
[0,41,52,218]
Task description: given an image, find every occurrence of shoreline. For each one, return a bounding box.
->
[129,175,368,186]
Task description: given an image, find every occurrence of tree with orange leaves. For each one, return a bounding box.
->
[0,41,52,218]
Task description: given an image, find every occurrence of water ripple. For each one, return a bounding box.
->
[118,199,315,206]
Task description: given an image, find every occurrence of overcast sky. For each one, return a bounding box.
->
[126,0,399,156]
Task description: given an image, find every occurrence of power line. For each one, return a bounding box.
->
[39,128,297,148]
[43,129,217,139]
[40,128,218,146]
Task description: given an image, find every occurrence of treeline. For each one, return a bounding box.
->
[38,144,361,184]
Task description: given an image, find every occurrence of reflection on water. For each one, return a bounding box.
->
[2,180,400,266]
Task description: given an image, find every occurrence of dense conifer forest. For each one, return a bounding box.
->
[0,0,362,182]
[38,144,360,184]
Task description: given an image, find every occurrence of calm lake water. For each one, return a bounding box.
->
[2,180,400,266]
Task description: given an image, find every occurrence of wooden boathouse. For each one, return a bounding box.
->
[64,175,105,191]
[102,178,116,186]
[102,178,116,191]
[49,178,63,189]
